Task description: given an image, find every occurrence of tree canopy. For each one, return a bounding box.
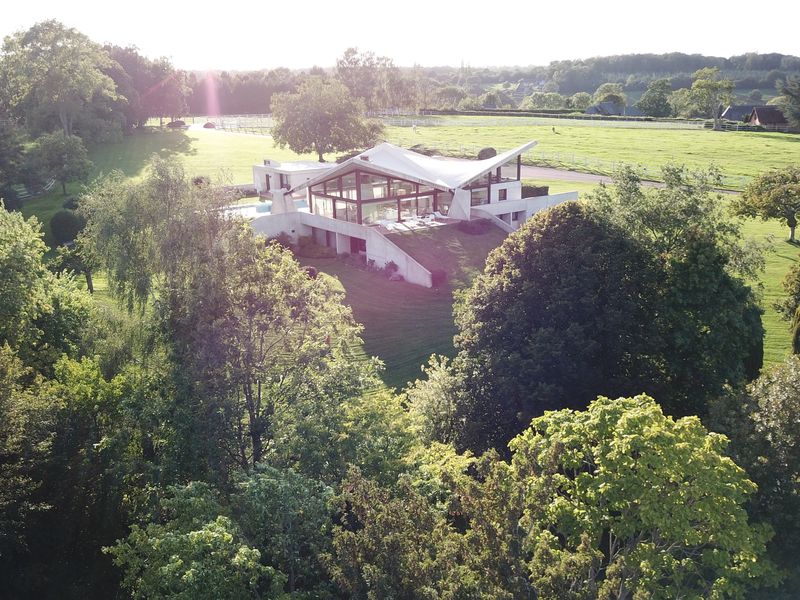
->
[270,77,383,162]
[732,166,800,242]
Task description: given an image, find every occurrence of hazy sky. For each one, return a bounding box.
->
[3,0,799,71]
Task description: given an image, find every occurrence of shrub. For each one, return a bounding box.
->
[202,121,216,128]
[430,269,447,287]
[303,265,318,279]
[268,232,294,250]
[192,175,211,188]
[384,260,398,275]
[521,185,550,197]
[477,147,497,160]
[62,196,79,210]
[457,219,491,235]
[50,209,85,245]
[166,120,186,128]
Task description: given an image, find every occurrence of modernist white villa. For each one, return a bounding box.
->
[246,141,577,287]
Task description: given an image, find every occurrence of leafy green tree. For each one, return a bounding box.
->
[328,468,486,599]
[452,201,662,451]
[592,164,765,412]
[271,77,382,162]
[635,78,672,117]
[0,345,58,588]
[108,482,278,600]
[404,355,463,445]
[690,67,735,128]
[522,91,565,109]
[336,47,402,111]
[30,132,93,195]
[50,208,85,245]
[234,466,333,595]
[667,87,701,118]
[776,75,800,129]
[710,358,800,596]
[0,20,116,137]
[731,166,800,242]
[506,395,779,599]
[592,82,627,107]
[0,119,26,210]
[567,91,592,111]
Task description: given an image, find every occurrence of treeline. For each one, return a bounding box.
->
[3,152,800,597]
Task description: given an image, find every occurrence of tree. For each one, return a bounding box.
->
[731,166,800,242]
[567,91,592,111]
[522,91,565,110]
[592,82,627,107]
[776,75,800,129]
[507,395,779,598]
[710,358,800,595]
[30,132,93,195]
[50,209,85,245]
[452,202,663,451]
[335,47,401,111]
[107,482,278,600]
[635,78,672,117]
[271,77,383,162]
[0,20,116,137]
[690,67,734,128]
[0,119,26,209]
[592,165,765,414]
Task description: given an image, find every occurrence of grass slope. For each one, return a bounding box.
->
[300,258,457,390]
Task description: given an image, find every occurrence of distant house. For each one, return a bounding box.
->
[585,102,643,117]
[721,104,763,122]
[586,101,624,116]
[749,106,790,130]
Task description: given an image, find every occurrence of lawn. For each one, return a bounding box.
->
[385,116,800,187]
[299,257,457,390]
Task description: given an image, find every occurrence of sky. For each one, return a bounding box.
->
[2,0,799,71]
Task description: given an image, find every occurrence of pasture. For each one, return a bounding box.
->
[19,123,800,387]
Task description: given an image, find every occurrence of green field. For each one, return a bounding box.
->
[385,116,800,186]
[18,125,800,387]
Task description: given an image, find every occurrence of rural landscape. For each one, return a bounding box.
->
[2,11,800,600]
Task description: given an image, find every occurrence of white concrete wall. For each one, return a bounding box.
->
[490,180,522,202]
[475,192,579,229]
[365,228,433,287]
[250,212,308,242]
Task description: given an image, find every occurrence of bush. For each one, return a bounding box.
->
[521,185,550,198]
[303,266,318,279]
[477,147,497,160]
[202,121,216,128]
[267,232,294,250]
[430,269,447,287]
[384,261,398,275]
[50,209,85,245]
[166,120,186,128]
[457,219,491,235]
[192,175,211,188]
[62,196,79,210]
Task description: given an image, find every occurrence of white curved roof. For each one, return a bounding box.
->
[290,141,537,193]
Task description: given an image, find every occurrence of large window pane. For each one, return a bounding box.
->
[313,196,333,218]
[341,173,357,200]
[390,179,416,197]
[500,159,518,180]
[471,187,489,206]
[400,198,416,220]
[417,195,434,215]
[361,200,399,225]
[361,173,388,199]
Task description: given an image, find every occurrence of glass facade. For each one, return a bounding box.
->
[471,187,489,206]
[361,200,400,225]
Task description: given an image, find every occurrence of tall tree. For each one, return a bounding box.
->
[690,67,734,128]
[776,75,800,129]
[30,132,93,195]
[0,20,116,137]
[0,118,25,209]
[271,77,383,162]
[635,77,672,117]
[731,166,800,242]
